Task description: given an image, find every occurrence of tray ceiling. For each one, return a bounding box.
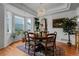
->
[9,3,71,16]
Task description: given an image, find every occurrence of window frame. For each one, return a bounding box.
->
[6,11,12,33]
[14,15,25,34]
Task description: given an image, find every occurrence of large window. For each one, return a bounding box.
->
[6,11,12,33]
[26,18,32,31]
[14,15,24,35]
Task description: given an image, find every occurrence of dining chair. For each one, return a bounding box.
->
[22,31,28,49]
[42,32,57,56]
[27,32,37,56]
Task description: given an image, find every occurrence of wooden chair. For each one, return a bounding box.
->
[22,31,28,49]
[27,32,37,56]
[42,32,57,55]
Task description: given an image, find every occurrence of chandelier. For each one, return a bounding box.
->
[37,4,46,17]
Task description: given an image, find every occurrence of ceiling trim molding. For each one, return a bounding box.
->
[9,3,37,16]
[46,3,71,15]
[7,3,71,17]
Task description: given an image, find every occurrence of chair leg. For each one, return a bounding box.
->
[28,42,30,54]
[45,48,47,56]
[53,45,56,56]
[34,41,36,56]
[34,50,35,56]
[52,47,54,56]
[25,42,27,49]
[33,45,35,56]
[28,46,30,54]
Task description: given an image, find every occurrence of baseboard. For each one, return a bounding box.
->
[56,40,76,47]
[9,39,22,46]
[0,39,23,49]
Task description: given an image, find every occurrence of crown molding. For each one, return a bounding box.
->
[4,3,71,17]
[46,3,71,15]
[8,3,37,16]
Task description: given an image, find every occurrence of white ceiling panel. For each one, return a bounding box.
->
[23,3,65,11]
[9,3,71,16]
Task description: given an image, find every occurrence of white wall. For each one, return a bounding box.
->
[76,7,79,16]
[0,4,5,48]
[45,10,77,45]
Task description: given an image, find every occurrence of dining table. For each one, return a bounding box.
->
[24,31,56,55]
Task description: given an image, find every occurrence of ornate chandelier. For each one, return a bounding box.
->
[37,4,46,17]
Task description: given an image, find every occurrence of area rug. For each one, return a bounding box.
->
[17,45,65,56]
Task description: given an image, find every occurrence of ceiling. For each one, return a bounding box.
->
[9,3,79,17]
[23,3,65,12]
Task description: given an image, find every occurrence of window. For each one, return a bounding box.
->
[26,18,32,31]
[6,11,12,33]
[14,15,24,35]
[77,18,79,22]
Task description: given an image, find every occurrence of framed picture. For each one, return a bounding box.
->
[53,18,65,28]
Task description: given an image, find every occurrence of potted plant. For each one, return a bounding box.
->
[11,33,16,39]
[62,16,77,46]
[34,18,40,32]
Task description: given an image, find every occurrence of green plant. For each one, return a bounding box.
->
[62,16,77,46]
[22,31,28,36]
[15,31,21,35]
[34,18,40,32]
[11,33,16,39]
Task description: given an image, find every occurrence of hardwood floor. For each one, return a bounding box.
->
[56,42,79,56]
[0,40,79,56]
[0,41,28,56]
